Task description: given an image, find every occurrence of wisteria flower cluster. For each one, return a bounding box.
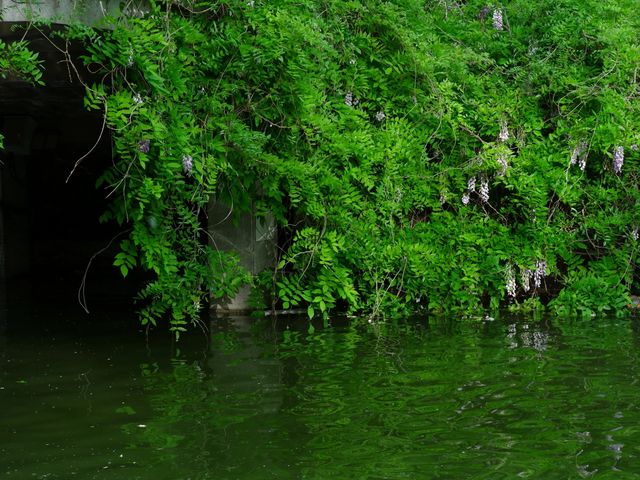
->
[138,139,150,153]
[467,176,476,192]
[498,122,509,142]
[344,91,359,107]
[478,176,489,203]
[492,8,503,31]
[533,260,547,288]
[463,175,490,204]
[182,154,193,175]
[505,265,517,298]
[569,141,588,171]
[613,146,624,174]
[505,260,547,298]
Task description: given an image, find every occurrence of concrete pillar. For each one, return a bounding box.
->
[207,200,276,312]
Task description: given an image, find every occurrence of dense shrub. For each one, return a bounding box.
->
[27,0,640,330]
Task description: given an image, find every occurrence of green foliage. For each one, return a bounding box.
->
[0,39,43,85]
[61,0,640,329]
[0,39,43,151]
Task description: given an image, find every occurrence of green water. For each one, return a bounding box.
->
[2,305,640,479]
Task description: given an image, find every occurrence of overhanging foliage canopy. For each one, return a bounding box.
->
[4,0,640,330]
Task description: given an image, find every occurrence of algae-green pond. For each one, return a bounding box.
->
[2,305,640,478]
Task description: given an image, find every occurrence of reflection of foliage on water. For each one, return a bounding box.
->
[121,359,211,472]
[275,317,640,477]
[124,320,296,478]
[122,317,640,478]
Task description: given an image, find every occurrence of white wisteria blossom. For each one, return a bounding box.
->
[462,193,470,205]
[498,122,509,142]
[505,266,517,298]
[479,176,489,203]
[344,91,354,107]
[375,110,386,122]
[533,260,547,288]
[569,141,588,169]
[467,176,476,193]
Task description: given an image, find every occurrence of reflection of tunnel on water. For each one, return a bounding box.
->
[0,25,135,304]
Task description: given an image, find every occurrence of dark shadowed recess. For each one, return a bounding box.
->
[0,23,139,315]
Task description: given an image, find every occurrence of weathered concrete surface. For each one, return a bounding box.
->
[208,201,276,312]
[0,0,131,25]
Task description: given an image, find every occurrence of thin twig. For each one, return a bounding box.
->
[78,229,131,313]
[66,105,108,183]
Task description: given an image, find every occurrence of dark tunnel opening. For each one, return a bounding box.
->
[0,24,138,310]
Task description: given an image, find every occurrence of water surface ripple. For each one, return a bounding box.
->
[2,308,640,479]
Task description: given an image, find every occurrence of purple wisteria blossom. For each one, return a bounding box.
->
[478,6,491,20]
[492,8,504,30]
[613,146,624,174]
[138,140,150,153]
